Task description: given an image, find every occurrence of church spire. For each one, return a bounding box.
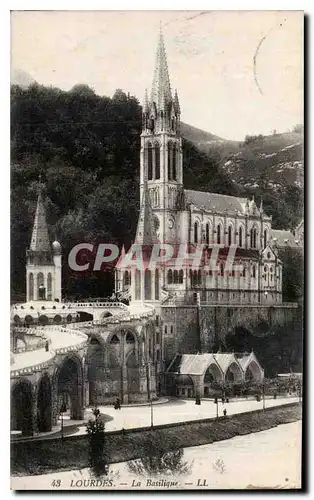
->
[135,182,158,245]
[30,184,50,252]
[150,27,172,110]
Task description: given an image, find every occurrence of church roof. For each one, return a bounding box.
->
[184,189,248,215]
[150,28,172,110]
[167,352,245,377]
[30,191,51,252]
[270,229,299,248]
[213,353,242,374]
[178,353,216,376]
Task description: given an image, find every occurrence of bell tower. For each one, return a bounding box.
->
[26,184,62,302]
[139,28,183,245]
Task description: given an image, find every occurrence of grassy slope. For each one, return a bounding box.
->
[11,403,301,476]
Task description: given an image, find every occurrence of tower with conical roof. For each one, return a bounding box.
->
[26,185,62,302]
[140,27,183,246]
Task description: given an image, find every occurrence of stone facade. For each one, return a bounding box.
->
[115,30,298,366]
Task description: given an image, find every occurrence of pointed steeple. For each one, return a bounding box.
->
[30,186,50,252]
[135,182,158,245]
[151,27,172,110]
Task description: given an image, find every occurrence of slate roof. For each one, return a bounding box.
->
[167,352,243,376]
[213,353,242,374]
[185,189,247,214]
[270,229,299,248]
[178,353,216,375]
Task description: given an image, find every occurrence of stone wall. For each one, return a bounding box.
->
[161,303,299,363]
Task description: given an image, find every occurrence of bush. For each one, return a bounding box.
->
[85,409,108,477]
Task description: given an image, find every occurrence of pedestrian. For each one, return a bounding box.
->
[45,340,49,352]
[214,397,218,404]
[223,408,227,417]
[226,397,229,403]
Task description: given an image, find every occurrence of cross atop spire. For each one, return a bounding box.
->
[150,27,172,110]
[30,190,51,252]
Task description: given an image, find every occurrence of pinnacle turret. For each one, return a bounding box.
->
[143,88,149,114]
[174,89,180,114]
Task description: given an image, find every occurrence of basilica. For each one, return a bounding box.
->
[115,30,298,365]
[10,30,300,436]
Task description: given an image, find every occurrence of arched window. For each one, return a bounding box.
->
[206,223,210,245]
[155,142,160,180]
[198,269,202,285]
[47,273,52,301]
[110,334,120,344]
[144,270,152,300]
[252,265,256,278]
[173,270,179,284]
[220,262,224,277]
[147,143,153,180]
[179,269,184,284]
[126,332,135,344]
[37,272,45,300]
[167,269,173,284]
[135,270,141,300]
[239,226,243,248]
[124,270,130,286]
[29,273,34,301]
[264,229,267,248]
[194,221,199,244]
[251,227,258,248]
[172,145,176,180]
[217,225,221,244]
[228,226,232,246]
[168,142,173,181]
[155,269,159,300]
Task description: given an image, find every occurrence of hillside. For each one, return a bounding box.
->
[10,83,303,302]
[181,125,304,194]
[11,68,36,88]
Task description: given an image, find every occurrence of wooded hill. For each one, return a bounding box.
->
[11,83,303,303]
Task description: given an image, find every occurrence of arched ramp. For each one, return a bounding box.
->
[11,380,33,436]
[55,356,84,420]
[37,373,52,432]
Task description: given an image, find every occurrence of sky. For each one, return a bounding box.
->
[11,10,303,141]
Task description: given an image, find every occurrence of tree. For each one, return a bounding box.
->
[85,409,108,477]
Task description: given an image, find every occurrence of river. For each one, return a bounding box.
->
[11,421,302,490]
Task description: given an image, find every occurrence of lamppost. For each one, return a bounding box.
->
[262,381,265,410]
[60,400,67,442]
[215,397,219,419]
[150,397,154,428]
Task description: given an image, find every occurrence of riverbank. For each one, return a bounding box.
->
[11,402,301,476]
